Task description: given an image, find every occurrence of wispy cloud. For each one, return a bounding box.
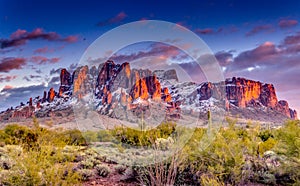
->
[0,57,27,72]
[33,47,54,54]
[278,19,298,28]
[30,56,60,64]
[246,24,274,36]
[283,31,300,45]
[194,28,215,35]
[0,28,78,49]
[97,12,127,27]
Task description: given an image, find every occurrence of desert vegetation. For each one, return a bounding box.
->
[0,118,300,185]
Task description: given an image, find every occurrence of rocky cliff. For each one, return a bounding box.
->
[0,60,297,123]
[198,77,297,119]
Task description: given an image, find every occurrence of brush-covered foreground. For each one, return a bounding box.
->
[0,118,300,186]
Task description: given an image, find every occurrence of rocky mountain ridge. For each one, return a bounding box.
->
[0,60,297,125]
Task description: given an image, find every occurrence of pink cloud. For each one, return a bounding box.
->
[246,24,274,36]
[3,85,14,90]
[278,19,298,28]
[34,47,54,54]
[0,28,78,49]
[0,57,27,72]
[109,43,181,63]
[10,29,27,39]
[97,12,127,26]
[63,35,78,43]
[30,56,60,64]
[194,28,214,35]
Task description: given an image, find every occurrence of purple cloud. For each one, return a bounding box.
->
[0,28,78,49]
[30,56,60,64]
[0,57,27,72]
[278,19,298,28]
[194,28,214,35]
[246,24,274,36]
[97,12,127,27]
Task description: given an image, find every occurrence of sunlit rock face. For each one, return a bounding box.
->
[47,88,56,102]
[73,65,89,99]
[198,77,296,119]
[0,60,297,123]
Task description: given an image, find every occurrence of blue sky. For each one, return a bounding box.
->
[0,0,300,114]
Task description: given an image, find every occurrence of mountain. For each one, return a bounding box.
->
[0,60,297,127]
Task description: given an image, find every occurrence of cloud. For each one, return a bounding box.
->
[3,85,13,90]
[278,19,298,28]
[215,51,234,66]
[194,26,238,35]
[68,63,78,72]
[0,28,78,49]
[0,57,27,72]
[50,68,62,75]
[30,56,60,64]
[283,31,300,45]
[246,24,274,36]
[34,47,54,54]
[91,43,185,64]
[0,75,17,83]
[97,12,127,27]
[194,28,214,35]
[62,35,78,43]
[23,76,31,82]
[48,76,60,85]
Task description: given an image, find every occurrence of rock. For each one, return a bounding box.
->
[47,88,55,102]
[259,84,278,108]
[73,65,89,99]
[59,68,72,97]
[198,77,296,119]
[29,97,33,107]
[42,91,47,103]
[289,109,297,120]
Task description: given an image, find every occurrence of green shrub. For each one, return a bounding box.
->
[110,122,176,146]
[62,129,87,146]
[275,120,300,158]
[3,124,39,150]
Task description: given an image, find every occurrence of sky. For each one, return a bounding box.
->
[0,0,300,115]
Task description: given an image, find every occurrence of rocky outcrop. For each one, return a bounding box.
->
[277,100,298,120]
[59,68,72,97]
[198,77,296,119]
[73,65,89,99]
[0,60,297,123]
[47,88,56,102]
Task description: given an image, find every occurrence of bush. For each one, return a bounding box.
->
[115,164,127,174]
[275,120,300,158]
[3,124,39,150]
[95,164,111,177]
[78,169,94,181]
[110,122,176,146]
[62,129,87,146]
